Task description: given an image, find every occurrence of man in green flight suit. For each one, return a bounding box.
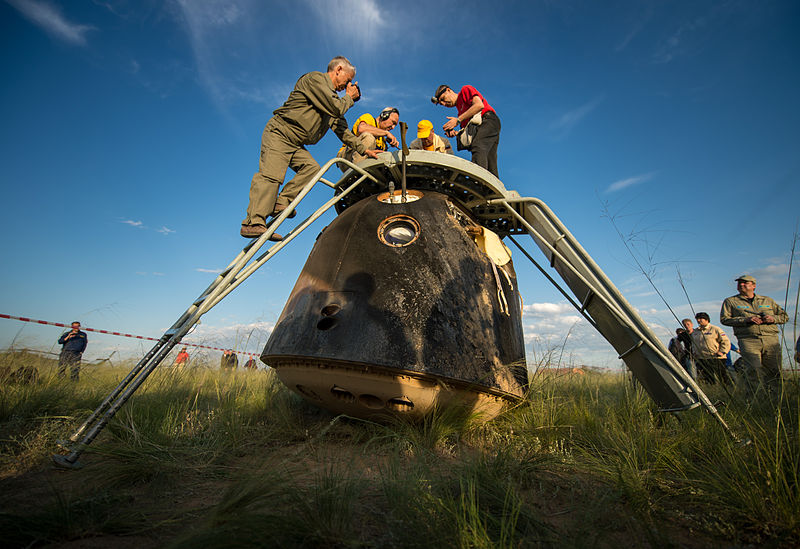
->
[241,56,380,239]
[720,274,788,393]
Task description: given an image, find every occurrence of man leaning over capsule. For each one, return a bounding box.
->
[241,56,381,239]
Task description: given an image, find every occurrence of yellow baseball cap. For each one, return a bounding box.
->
[417,119,433,139]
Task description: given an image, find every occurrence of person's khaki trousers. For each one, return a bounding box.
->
[243,118,320,227]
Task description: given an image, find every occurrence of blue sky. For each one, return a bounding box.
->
[1,0,798,368]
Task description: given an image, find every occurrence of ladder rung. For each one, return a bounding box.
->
[580,290,594,311]
[618,340,644,359]
[549,234,566,267]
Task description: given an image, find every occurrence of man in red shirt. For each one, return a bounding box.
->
[432,84,501,177]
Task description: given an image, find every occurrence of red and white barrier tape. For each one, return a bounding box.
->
[0,313,261,357]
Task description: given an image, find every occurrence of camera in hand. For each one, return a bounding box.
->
[352,83,361,102]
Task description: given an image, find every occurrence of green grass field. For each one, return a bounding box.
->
[1,350,798,548]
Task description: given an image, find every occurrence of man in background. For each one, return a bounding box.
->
[174,347,189,368]
[409,120,453,154]
[57,321,87,381]
[690,312,732,385]
[678,318,697,379]
[241,56,380,239]
[220,349,238,370]
[720,275,788,393]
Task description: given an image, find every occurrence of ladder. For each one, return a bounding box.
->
[52,157,381,468]
[488,193,737,438]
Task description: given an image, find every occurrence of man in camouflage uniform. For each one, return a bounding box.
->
[720,275,788,392]
[241,56,380,238]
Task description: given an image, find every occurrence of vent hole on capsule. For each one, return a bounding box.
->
[321,304,340,316]
[358,394,383,409]
[317,317,338,330]
[295,385,322,401]
[387,397,414,411]
[331,386,355,402]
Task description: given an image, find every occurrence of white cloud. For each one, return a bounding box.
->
[605,172,655,193]
[746,259,799,295]
[523,302,574,315]
[184,320,275,354]
[175,0,242,27]
[196,268,223,273]
[303,0,386,47]
[652,13,709,64]
[6,0,95,46]
[121,219,144,228]
[157,226,175,235]
[549,97,603,140]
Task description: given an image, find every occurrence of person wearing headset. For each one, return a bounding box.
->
[337,107,400,170]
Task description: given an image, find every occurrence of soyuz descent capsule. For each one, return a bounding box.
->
[262,160,529,421]
[53,135,732,470]
[55,150,729,470]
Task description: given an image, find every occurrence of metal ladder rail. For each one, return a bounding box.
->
[501,196,701,388]
[63,243,262,445]
[491,197,739,439]
[200,160,379,311]
[492,197,686,372]
[501,198,696,366]
[54,158,381,467]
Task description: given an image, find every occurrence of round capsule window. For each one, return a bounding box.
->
[378,215,421,247]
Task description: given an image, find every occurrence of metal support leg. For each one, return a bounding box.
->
[52,158,381,468]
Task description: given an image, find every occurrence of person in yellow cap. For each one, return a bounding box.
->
[720,274,788,394]
[337,107,400,170]
[409,120,453,154]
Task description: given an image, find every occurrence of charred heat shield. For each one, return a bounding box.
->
[262,190,527,419]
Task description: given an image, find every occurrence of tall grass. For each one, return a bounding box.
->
[1,353,798,547]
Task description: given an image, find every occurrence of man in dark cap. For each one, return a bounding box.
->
[431,84,501,177]
[690,312,732,385]
[720,275,788,393]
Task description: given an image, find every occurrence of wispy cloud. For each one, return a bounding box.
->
[157,226,175,235]
[615,7,653,52]
[196,268,223,274]
[605,172,655,193]
[303,0,387,47]
[121,219,145,228]
[173,0,246,108]
[6,0,95,46]
[652,14,709,64]
[549,97,603,140]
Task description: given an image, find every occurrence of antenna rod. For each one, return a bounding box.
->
[399,121,409,202]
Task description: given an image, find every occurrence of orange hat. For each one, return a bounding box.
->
[417,119,433,139]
